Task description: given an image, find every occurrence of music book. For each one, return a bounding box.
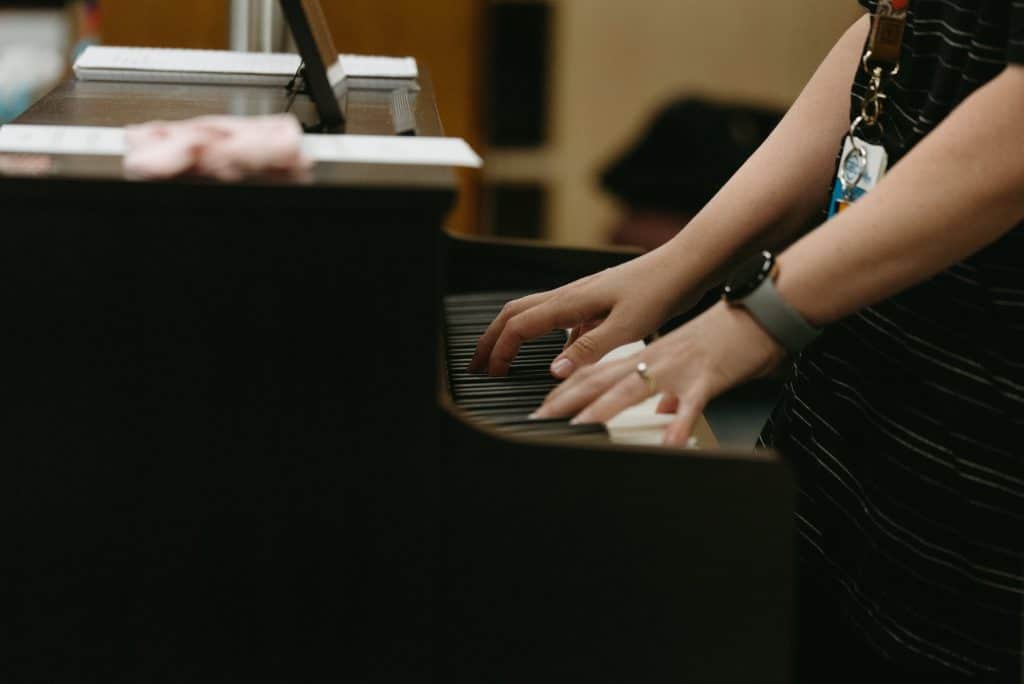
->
[73,46,419,90]
[0,124,483,168]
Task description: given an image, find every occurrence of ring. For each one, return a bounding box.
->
[635,361,657,392]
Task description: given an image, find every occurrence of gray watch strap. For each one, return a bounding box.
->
[741,276,821,355]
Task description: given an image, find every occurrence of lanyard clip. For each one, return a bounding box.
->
[866,1,908,68]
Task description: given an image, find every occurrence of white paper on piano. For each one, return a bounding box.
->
[342,54,418,79]
[73,46,419,88]
[0,124,483,169]
[0,125,126,156]
[302,134,482,168]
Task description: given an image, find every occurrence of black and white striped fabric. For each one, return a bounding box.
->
[762,1,1024,680]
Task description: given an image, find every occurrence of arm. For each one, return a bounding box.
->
[538,64,1024,444]
[473,15,870,377]
[777,64,1024,326]
[658,13,871,295]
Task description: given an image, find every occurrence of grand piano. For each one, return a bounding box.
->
[0,68,793,682]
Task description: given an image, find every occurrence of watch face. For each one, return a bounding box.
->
[724,251,774,301]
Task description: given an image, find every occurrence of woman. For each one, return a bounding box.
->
[471,2,1024,681]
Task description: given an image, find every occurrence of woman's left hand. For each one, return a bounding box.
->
[531,301,788,446]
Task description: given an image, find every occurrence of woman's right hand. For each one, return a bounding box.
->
[469,249,705,378]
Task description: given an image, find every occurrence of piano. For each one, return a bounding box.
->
[0,71,793,683]
[437,231,793,683]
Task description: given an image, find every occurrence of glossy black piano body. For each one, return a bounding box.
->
[1,76,454,683]
[440,232,794,684]
[0,76,793,683]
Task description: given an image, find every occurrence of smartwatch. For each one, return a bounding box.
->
[723,251,822,355]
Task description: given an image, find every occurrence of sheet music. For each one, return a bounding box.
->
[73,46,419,87]
[0,125,125,155]
[302,134,481,168]
[75,46,299,77]
[341,54,417,79]
[0,125,482,168]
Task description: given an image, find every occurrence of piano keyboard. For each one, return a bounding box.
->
[443,291,718,448]
[444,291,608,440]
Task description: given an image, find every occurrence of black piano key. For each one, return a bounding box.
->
[452,382,556,394]
[462,412,607,438]
[501,422,608,437]
[444,290,610,442]
[451,378,556,390]
[452,390,553,404]
[456,397,546,411]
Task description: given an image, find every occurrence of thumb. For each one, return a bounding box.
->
[550,320,624,379]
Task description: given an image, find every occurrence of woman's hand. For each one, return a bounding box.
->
[531,301,787,445]
[469,249,704,378]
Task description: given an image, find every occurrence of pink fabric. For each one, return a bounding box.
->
[123,115,312,181]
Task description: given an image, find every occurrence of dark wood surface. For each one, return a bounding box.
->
[6,72,454,190]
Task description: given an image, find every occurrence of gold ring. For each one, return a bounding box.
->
[635,361,657,392]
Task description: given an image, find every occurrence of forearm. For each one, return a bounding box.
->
[654,14,870,301]
[776,65,1024,326]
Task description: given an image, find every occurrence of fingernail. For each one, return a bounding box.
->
[569,413,588,425]
[687,436,699,449]
[550,358,575,378]
[528,411,541,420]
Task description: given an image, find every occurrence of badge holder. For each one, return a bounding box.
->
[828,0,906,218]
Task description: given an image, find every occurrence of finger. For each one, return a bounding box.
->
[566,325,582,350]
[565,318,604,351]
[468,291,550,373]
[549,315,626,379]
[489,297,605,377]
[656,393,679,414]
[532,360,630,419]
[663,396,707,447]
[542,346,643,412]
[572,363,657,424]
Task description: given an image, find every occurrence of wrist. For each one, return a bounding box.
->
[723,250,822,355]
[709,300,787,376]
[653,233,720,314]
[772,252,828,328]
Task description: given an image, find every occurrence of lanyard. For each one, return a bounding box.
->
[855,1,908,136]
[830,2,909,214]
[867,0,908,66]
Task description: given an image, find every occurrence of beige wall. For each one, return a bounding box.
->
[487,0,864,246]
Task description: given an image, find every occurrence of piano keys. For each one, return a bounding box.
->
[443,289,719,446]
[444,290,609,439]
[1,62,792,682]
[438,230,792,684]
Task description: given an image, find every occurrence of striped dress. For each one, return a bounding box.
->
[762,1,1024,680]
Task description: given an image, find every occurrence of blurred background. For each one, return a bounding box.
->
[0,0,861,247]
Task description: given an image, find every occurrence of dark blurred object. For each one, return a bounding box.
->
[603,99,781,250]
[486,183,547,239]
[0,2,74,123]
[486,2,551,147]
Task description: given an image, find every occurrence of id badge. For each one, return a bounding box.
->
[828,135,888,218]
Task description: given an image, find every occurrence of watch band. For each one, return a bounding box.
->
[741,275,822,355]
